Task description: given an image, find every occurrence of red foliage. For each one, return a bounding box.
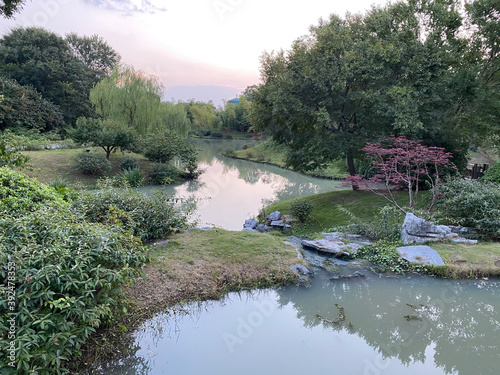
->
[345,136,456,212]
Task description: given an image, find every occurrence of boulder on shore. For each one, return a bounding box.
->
[301,232,361,257]
[396,245,445,266]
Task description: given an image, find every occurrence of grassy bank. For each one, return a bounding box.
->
[23,147,168,187]
[231,141,347,179]
[264,189,418,233]
[432,242,500,278]
[77,228,304,370]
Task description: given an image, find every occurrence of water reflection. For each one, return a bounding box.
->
[142,139,344,230]
[94,271,499,375]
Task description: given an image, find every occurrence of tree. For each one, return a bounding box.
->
[346,136,456,213]
[0,76,64,131]
[0,0,26,18]
[69,117,136,159]
[0,27,95,126]
[0,133,30,168]
[66,33,121,83]
[189,101,218,130]
[251,1,476,186]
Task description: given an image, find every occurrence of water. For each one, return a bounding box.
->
[98,270,500,375]
[141,139,345,230]
[100,139,499,374]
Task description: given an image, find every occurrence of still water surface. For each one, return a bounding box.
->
[142,139,344,230]
[103,139,499,374]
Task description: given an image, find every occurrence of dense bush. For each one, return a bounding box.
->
[149,163,179,185]
[0,171,146,374]
[211,132,223,138]
[118,167,144,187]
[482,161,500,183]
[75,152,112,176]
[334,205,404,241]
[75,183,193,240]
[0,167,68,215]
[290,200,314,223]
[436,179,500,237]
[119,155,138,171]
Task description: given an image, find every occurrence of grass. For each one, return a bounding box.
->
[233,140,348,179]
[431,242,500,278]
[125,228,303,310]
[22,147,167,188]
[263,189,428,236]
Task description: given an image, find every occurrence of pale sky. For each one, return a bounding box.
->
[0,0,388,104]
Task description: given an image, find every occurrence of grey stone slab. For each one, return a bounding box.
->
[396,245,445,266]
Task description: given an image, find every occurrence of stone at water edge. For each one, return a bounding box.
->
[301,237,361,257]
[266,211,281,221]
[396,245,445,266]
[243,218,258,230]
[401,212,457,244]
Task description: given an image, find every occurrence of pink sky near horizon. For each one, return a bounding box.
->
[0,0,387,104]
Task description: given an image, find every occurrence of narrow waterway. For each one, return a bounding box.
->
[98,139,499,375]
[141,139,345,230]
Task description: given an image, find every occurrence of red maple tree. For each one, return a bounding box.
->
[346,136,456,213]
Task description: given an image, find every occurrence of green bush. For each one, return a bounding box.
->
[482,161,500,183]
[224,134,233,139]
[201,130,212,137]
[335,205,404,241]
[75,152,112,176]
[149,163,179,185]
[211,132,223,138]
[436,178,500,237]
[119,155,138,171]
[75,183,193,240]
[222,148,236,157]
[290,200,314,223]
[0,167,68,216]
[0,174,146,374]
[118,167,144,187]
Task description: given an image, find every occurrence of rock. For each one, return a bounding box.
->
[396,245,445,266]
[243,219,258,230]
[329,271,365,281]
[290,263,312,283]
[301,237,361,257]
[452,238,478,244]
[256,224,270,232]
[270,220,285,227]
[401,213,457,244]
[242,228,257,232]
[266,211,281,221]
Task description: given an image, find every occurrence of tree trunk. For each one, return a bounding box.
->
[346,148,359,191]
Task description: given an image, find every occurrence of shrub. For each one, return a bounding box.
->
[0,206,146,374]
[149,163,179,185]
[75,152,112,176]
[118,167,144,187]
[201,130,212,137]
[335,205,404,241]
[245,150,254,158]
[224,134,233,139]
[290,200,314,223]
[0,167,68,216]
[119,155,138,171]
[242,144,249,150]
[222,148,236,157]
[211,132,223,138]
[435,178,500,237]
[482,161,500,184]
[75,184,193,240]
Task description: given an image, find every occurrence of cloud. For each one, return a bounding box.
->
[81,0,167,15]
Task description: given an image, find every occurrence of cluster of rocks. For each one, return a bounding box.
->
[401,213,477,245]
[242,211,292,233]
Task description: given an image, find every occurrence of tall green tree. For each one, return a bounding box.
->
[66,33,121,83]
[0,76,64,131]
[90,65,189,136]
[0,27,95,126]
[251,0,476,182]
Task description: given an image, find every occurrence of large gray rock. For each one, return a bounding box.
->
[401,213,457,244]
[396,245,445,266]
[266,211,281,221]
[243,218,258,230]
[302,232,361,257]
[256,224,271,233]
[290,263,312,283]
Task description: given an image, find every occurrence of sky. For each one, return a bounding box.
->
[0,0,388,105]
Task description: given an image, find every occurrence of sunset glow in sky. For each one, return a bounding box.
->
[1,0,387,104]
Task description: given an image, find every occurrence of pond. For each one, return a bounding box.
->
[97,139,499,375]
[141,139,345,230]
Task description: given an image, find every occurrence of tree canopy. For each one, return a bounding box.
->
[251,0,496,177]
[0,0,26,18]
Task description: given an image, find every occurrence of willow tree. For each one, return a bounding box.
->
[90,65,190,136]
